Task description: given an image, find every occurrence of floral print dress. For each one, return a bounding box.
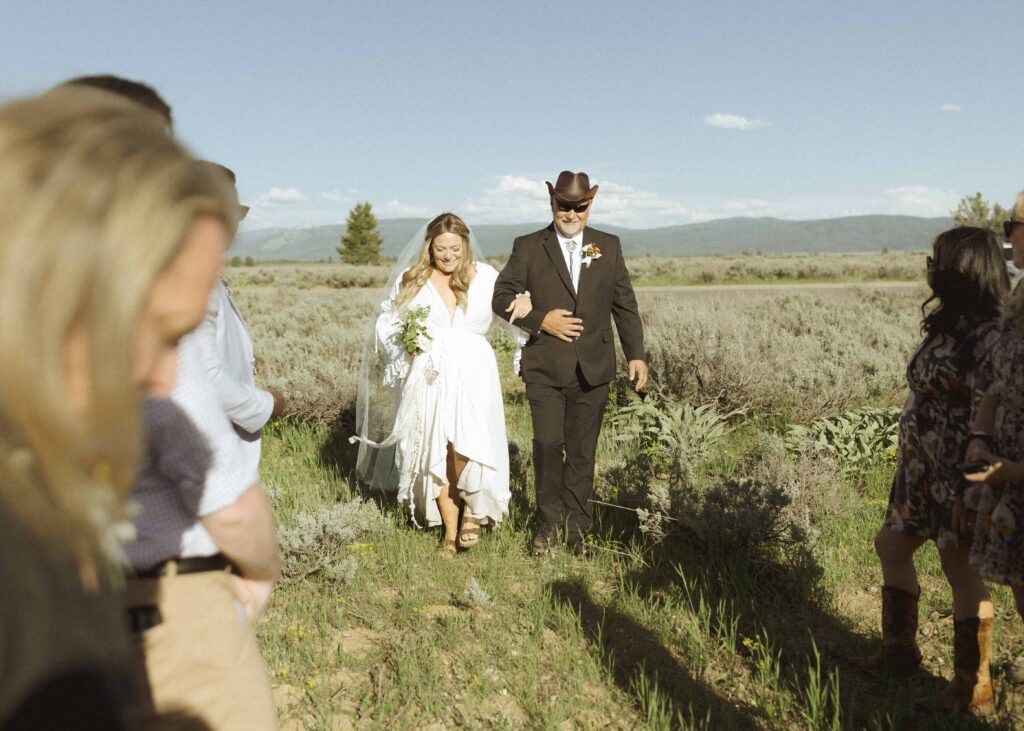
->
[971,291,1024,584]
[884,318,999,548]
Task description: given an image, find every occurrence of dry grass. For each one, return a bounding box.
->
[237,282,925,425]
[227,251,926,292]
[233,288,376,423]
[642,286,924,421]
[240,274,1024,729]
[625,251,925,286]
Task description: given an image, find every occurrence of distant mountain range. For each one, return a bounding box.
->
[233,215,953,261]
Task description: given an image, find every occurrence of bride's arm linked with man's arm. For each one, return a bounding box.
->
[492,237,545,335]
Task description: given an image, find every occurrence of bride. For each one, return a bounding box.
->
[351,212,531,555]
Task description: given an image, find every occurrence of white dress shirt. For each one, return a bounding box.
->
[193,280,274,435]
[554,229,583,291]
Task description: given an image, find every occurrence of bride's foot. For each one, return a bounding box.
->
[436,537,457,558]
[458,512,482,550]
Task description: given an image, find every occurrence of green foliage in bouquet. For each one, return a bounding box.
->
[399,305,432,355]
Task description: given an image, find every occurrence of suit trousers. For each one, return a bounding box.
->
[525,369,609,539]
[124,570,277,730]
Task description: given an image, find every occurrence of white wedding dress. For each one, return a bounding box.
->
[364,263,525,527]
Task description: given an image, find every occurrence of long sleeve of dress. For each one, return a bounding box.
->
[377,280,411,387]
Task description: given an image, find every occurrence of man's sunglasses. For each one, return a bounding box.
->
[1004,220,1022,239]
[556,201,590,214]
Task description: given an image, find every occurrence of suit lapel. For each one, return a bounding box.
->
[576,226,593,301]
[541,226,577,301]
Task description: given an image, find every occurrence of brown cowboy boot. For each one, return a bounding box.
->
[857,586,922,676]
[933,616,994,713]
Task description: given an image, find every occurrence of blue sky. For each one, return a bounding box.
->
[2,0,1020,230]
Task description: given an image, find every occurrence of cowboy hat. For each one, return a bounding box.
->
[546,170,599,204]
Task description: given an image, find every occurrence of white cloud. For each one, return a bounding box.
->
[376,199,432,218]
[459,174,960,229]
[462,175,551,223]
[463,175,717,227]
[941,102,962,112]
[239,175,961,233]
[252,187,308,207]
[588,180,705,227]
[882,185,959,216]
[704,113,768,130]
[320,188,360,202]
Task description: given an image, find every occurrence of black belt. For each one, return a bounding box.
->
[132,553,232,579]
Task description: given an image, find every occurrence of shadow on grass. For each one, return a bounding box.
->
[620,529,1009,730]
[316,406,398,512]
[549,576,759,729]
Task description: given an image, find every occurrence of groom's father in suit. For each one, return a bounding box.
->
[493,171,647,556]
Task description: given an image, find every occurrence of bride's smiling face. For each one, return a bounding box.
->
[431,233,465,274]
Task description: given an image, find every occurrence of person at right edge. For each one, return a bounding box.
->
[863,226,1007,715]
[492,170,647,558]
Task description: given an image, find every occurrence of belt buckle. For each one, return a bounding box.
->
[127,604,163,634]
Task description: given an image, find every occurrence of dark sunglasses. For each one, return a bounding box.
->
[1004,220,1022,239]
[556,201,590,214]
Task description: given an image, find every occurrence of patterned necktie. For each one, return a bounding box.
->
[567,240,579,291]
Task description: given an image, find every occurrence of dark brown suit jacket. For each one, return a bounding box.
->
[492,224,645,387]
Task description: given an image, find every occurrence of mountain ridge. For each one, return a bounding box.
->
[234,214,953,261]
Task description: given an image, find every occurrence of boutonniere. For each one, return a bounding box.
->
[582,243,602,268]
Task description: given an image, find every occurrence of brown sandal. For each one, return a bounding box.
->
[458,514,482,550]
[436,538,457,558]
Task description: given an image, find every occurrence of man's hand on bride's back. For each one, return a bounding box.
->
[506,293,533,324]
[540,309,583,342]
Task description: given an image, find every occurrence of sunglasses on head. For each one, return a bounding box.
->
[556,201,590,214]
[1004,220,1022,239]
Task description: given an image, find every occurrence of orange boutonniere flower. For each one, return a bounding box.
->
[582,243,602,267]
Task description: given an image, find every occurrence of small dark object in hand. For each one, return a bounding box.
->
[959,461,990,474]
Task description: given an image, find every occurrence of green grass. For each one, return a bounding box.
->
[255,409,1024,730]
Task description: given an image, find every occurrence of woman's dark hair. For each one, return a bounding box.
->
[921,226,1008,336]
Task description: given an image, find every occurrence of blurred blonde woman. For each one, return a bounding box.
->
[0,87,237,727]
[353,212,531,555]
[867,226,1008,713]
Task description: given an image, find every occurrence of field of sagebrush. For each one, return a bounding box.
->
[235,270,1024,730]
[226,250,926,293]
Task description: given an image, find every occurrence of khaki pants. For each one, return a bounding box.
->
[125,570,276,730]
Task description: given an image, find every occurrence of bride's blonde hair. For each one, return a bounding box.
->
[0,87,238,566]
[395,212,475,310]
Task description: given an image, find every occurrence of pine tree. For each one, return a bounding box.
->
[337,202,384,265]
[951,192,1010,233]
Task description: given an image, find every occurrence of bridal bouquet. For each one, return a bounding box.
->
[398,305,432,355]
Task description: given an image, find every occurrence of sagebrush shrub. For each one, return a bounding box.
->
[625,251,923,285]
[642,288,920,421]
[637,430,844,567]
[277,499,388,581]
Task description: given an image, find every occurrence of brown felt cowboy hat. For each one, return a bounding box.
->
[546,170,599,204]
[200,160,250,220]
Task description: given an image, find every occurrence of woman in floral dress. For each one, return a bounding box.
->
[966,191,1024,594]
[866,226,1008,712]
